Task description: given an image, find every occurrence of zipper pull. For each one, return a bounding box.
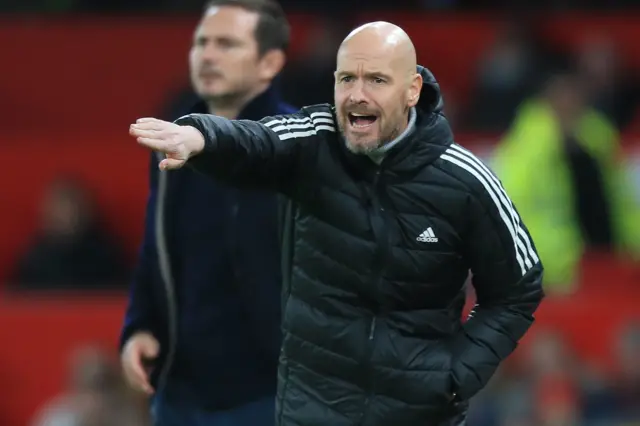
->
[368,317,377,340]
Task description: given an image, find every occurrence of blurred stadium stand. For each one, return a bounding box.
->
[0,5,639,426]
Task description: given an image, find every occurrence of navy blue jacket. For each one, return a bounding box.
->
[121,85,296,410]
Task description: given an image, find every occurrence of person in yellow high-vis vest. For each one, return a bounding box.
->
[493,74,640,293]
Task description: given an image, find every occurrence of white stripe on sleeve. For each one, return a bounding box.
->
[449,144,539,265]
[441,145,539,276]
[263,111,336,141]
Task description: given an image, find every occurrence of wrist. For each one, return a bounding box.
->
[185,125,205,157]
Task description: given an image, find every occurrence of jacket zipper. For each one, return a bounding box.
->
[358,315,377,426]
[358,169,390,426]
[154,153,178,394]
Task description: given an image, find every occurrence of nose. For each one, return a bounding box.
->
[348,80,368,104]
[201,43,221,64]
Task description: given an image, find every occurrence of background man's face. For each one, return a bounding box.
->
[189,6,262,102]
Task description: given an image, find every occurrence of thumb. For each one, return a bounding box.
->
[141,338,160,359]
[159,157,186,171]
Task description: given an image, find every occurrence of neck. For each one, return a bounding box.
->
[367,107,417,164]
[207,103,239,119]
[206,82,270,118]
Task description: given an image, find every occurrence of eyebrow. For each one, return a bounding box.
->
[335,70,393,80]
[194,33,242,44]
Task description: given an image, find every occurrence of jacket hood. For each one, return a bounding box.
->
[416,65,444,114]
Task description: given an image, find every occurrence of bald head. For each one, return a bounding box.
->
[339,21,417,77]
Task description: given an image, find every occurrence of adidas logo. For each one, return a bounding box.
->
[416,227,438,243]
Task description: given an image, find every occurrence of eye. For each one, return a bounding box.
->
[217,38,237,49]
[372,77,385,84]
[340,75,354,83]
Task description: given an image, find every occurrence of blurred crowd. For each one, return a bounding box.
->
[468,324,640,425]
[1,1,639,426]
[9,176,129,291]
[30,345,149,426]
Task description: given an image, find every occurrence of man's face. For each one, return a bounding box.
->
[334,47,414,155]
[189,6,262,102]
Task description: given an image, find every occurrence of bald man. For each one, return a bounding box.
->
[130,22,544,426]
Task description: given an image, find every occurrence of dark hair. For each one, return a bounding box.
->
[204,0,290,56]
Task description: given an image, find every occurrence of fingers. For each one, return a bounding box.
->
[159,157,186,170]
[136,117,163,123]
[130,120,183,155]
[129,122,163,146]
[130,128,160,139]
[129,124,165,142]
[129,118,168,140]
[134,137,168,153]
[135,117,168,129]
[125,354,155,395]
[122,333,159,395]
[130,118,187,170]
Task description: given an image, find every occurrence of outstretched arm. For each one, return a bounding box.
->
[130,107,336,194]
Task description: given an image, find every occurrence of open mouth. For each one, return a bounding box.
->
[348,113,378,129]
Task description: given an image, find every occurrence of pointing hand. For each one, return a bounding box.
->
[130,117,205,170]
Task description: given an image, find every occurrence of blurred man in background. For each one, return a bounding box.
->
[32,345,147,426]
[493,72,640,293]
[11,176,129,291]
[120,1,295,425]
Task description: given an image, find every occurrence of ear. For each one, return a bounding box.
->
[406,72,422,108]
[258,49,286,81]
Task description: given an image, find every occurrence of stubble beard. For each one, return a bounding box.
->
[339,119,402,155]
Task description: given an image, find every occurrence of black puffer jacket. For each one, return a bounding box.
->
[176,66,544,426]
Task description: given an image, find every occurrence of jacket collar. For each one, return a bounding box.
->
[188,84,283,121]
[339,110,453,181]
[366,107,417,164]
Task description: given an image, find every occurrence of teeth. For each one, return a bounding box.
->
[351,113,368,117]
[352,122,373,128]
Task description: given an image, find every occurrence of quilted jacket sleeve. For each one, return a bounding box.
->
[175,106,334,195]
[450,150,545,401]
